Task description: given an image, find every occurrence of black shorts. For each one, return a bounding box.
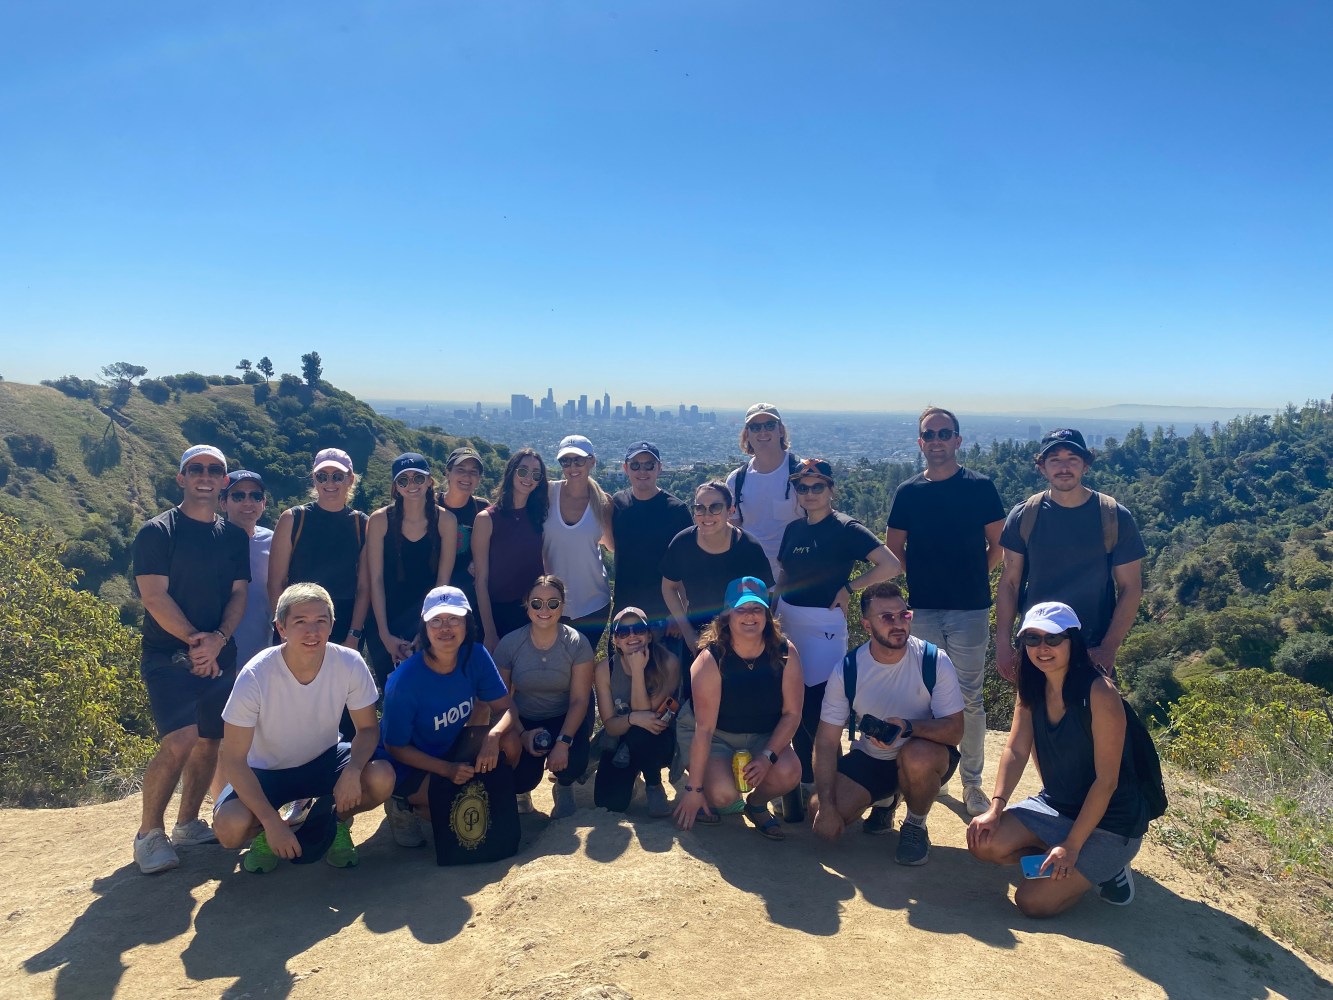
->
[837,745,961,802]
[140,645,237,739]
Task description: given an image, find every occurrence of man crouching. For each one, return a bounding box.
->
[214,583,395,872]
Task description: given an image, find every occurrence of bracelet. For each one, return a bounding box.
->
[683,784,703,794]
[214,629,229,643]
[992,795,1008,805]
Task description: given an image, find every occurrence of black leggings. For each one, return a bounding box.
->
[593,725,675,812]
[513,712,592,792]
[791,681,827,785]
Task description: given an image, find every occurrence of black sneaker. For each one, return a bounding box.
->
[894,821,931,866]
[1099,866,1135,906]
[862,793,901,835]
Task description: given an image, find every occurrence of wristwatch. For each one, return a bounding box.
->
[902,719,914,740]
[557,734,574,746]
[763,750,778,765]
[348,627,364,640]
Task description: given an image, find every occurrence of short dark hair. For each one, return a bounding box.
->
[694,480,734,508]
[860,581,905,609]
[919,406,959,434]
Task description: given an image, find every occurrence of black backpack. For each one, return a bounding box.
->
[843,641,938,740]
[732,453,801,526]
[1074,685,1169,822]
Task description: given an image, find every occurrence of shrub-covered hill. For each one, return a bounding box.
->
[0,377,508,615]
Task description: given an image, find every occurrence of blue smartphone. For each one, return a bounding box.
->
[1020,854,1051,879]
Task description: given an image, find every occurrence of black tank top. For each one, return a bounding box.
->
[713,641,786,735]
[383,532,436,637]
[287,503,367,602]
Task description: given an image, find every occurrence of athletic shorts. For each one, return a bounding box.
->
[838,745,961,802]
[140,646,236,739]
[1008,796,1142,885]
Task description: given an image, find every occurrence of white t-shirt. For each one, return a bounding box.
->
[726,451,803,578]
[222,643,379,770]
[819,636,964,761]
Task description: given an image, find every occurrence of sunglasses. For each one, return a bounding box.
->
[558,455,591,468]
[613,622,650,638]
[793,481,828,495]
[1021,631,1070,648]
[627,460,657,471]
[692,502,726,516]
[871,610,914,625]
[227,490,264,503]
[747,420,778,433]
[529,598,563,610]
[185,463,226,478]
[314,471,347,484]
[396,472,428,486]
[920,428,957,442]
[512,467,540,481]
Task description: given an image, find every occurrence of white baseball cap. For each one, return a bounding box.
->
[422,586,471,622]
[1019,602,1082,634]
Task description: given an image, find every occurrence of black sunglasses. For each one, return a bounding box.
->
[227,490,264,502]
[614,622,650,638]
[920,428,957,442]
[314,471,347,484]
[529,598,563,610]
[185,463,226,478]
[793,482,828,495]
[627,460,657,471]
[747,420,778,433]
[1021,631,1070,648]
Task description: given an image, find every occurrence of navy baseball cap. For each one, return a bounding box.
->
[392,453,431,481]
[225,470,265,492]
[623,441,661,463]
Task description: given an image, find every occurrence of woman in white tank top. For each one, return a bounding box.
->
[543,434,614,652]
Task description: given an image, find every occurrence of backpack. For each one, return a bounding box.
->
[843,641,937,740]
[1017,489,1119,553]
[291,503,368,550]
[1074,683,1169,822]
[732,453,800,526]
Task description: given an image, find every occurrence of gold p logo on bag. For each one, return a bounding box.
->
[450,779,490,850]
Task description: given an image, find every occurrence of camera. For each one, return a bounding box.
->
[531,729,554,753]
[858,714,901,744]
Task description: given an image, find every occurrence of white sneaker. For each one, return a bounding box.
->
[171,818,218,846]
[134,828,180,874]
[516,791,534,814]
[964,786,992,817]
[384,797,426,848]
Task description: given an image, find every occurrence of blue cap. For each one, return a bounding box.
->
[392,453,431,481]
[623,440,661,463]
[225,470,265,491]
[724,577,770,612]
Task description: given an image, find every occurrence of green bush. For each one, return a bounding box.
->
[0,514,155,804]
[1273,632,1333,691]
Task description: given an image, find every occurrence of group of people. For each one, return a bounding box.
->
[129,402,1150,917]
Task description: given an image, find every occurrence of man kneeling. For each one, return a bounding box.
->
[811,581,964,865]
[214,583,395,872]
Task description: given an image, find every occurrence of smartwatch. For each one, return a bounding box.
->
[764,750,778,765]
[557,734,574,746]
[902,719,914,740]
[348,627,364,640]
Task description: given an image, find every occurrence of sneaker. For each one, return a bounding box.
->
[1099,866,1135,906]
[324,821,359,868]
[964,786,992,817]
[862,793,902,835]
[551,783,577,820]
[134,828,180,874]
[242,831,279,874]
[384,796,426,848]
[895,821,931,866]
[517,791,534,814]
[170,818,218,846]
[645,784,672,818]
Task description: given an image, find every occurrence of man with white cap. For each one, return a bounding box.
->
[131,444,251,873]
[726,403,802,580]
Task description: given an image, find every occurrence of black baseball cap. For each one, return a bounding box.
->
[623,441,661,463]
[1037,429,1093,463]
[225,470,265,492]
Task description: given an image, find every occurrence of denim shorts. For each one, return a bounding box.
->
[1008,796,1142,885]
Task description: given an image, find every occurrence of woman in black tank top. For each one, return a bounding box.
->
[966,602,1146,917]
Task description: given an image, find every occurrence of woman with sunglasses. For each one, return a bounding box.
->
[593,607,681,817]
[268,448,369,646]
[673,578,803,840]
[493,576,596,819]
[360,454,458,691]
[438,447,488,614]
[544,434,614,652]
[472,449,550,652]
[966,602,1147,915]
[378,586,520,848]
[775,458,900,820]
[661,481,774,658]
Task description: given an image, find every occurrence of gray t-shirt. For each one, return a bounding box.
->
[999,491,1145,646]
[494,624,594,719]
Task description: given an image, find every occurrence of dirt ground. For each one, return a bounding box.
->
[4,732,1331,1000]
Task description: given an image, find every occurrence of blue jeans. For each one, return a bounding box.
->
[910,608,990,789]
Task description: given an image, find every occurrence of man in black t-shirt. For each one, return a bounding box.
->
[610,441,692,632]
[885,407,1005,819]
[131,445,250,874]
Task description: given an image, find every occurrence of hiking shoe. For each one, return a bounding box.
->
[171,818,218,846]
[551,783,577,820]
[895,822,931,866]
[324,821,359,868]
[611,742,632,768]
[964,786,992,817]
[517,791,534,814]
[1099,866,1135,906]
[645,784,671,818]
[863,793,901,835]
[134,828,180,874]
[385,796,425,848]
[242,831,279,874]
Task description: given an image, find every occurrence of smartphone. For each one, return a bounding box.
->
[1020,854,1051,879]
[656,697,679,723]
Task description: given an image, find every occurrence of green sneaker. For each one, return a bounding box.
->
[243,831,279,874]
[324,821,359,868]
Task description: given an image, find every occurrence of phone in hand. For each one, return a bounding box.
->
[1020,854,1051,879]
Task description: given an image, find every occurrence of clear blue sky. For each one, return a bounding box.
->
[3,2,1329,412]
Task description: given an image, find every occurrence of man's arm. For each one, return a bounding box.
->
[811,720,843,812]
[883,527,907,573]
[219,721,299,856]
[332,702,381,814]
[983,518,1005,573]
[136,574,199,645]
[1090,559,1143,674]
[993,548,1024,682]
[661,577,698,652]
[896,709,963,748]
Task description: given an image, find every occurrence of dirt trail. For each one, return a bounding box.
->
[3,733,1330,1000]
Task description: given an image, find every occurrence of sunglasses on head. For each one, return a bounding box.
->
[793,481,828,495]
[529,598,562,610]
[558,455,590,468]
[227,490,264,503]
[627,459,657,471]
[747,419,778,433]
[396,472,428,486]
[185,463,226,478]
[314,470,347,484]
[1021,631,1070,648]
[692,501,726,516]
[614,621,650,638]
[920,428,957,442]
[512,466,540,481]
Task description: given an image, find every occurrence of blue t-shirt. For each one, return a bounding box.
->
[378,645,508,777]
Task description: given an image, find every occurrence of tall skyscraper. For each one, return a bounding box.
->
[603,392,611,419]
[578,394,588,418]
[511,394,534,421]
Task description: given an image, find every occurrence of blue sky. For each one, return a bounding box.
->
[2,2,1329,412]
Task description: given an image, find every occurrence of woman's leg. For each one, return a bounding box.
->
[593,750,637,812]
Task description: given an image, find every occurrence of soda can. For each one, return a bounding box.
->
[732,751,753,793]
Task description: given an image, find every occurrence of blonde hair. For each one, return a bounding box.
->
[275,582,335,625]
